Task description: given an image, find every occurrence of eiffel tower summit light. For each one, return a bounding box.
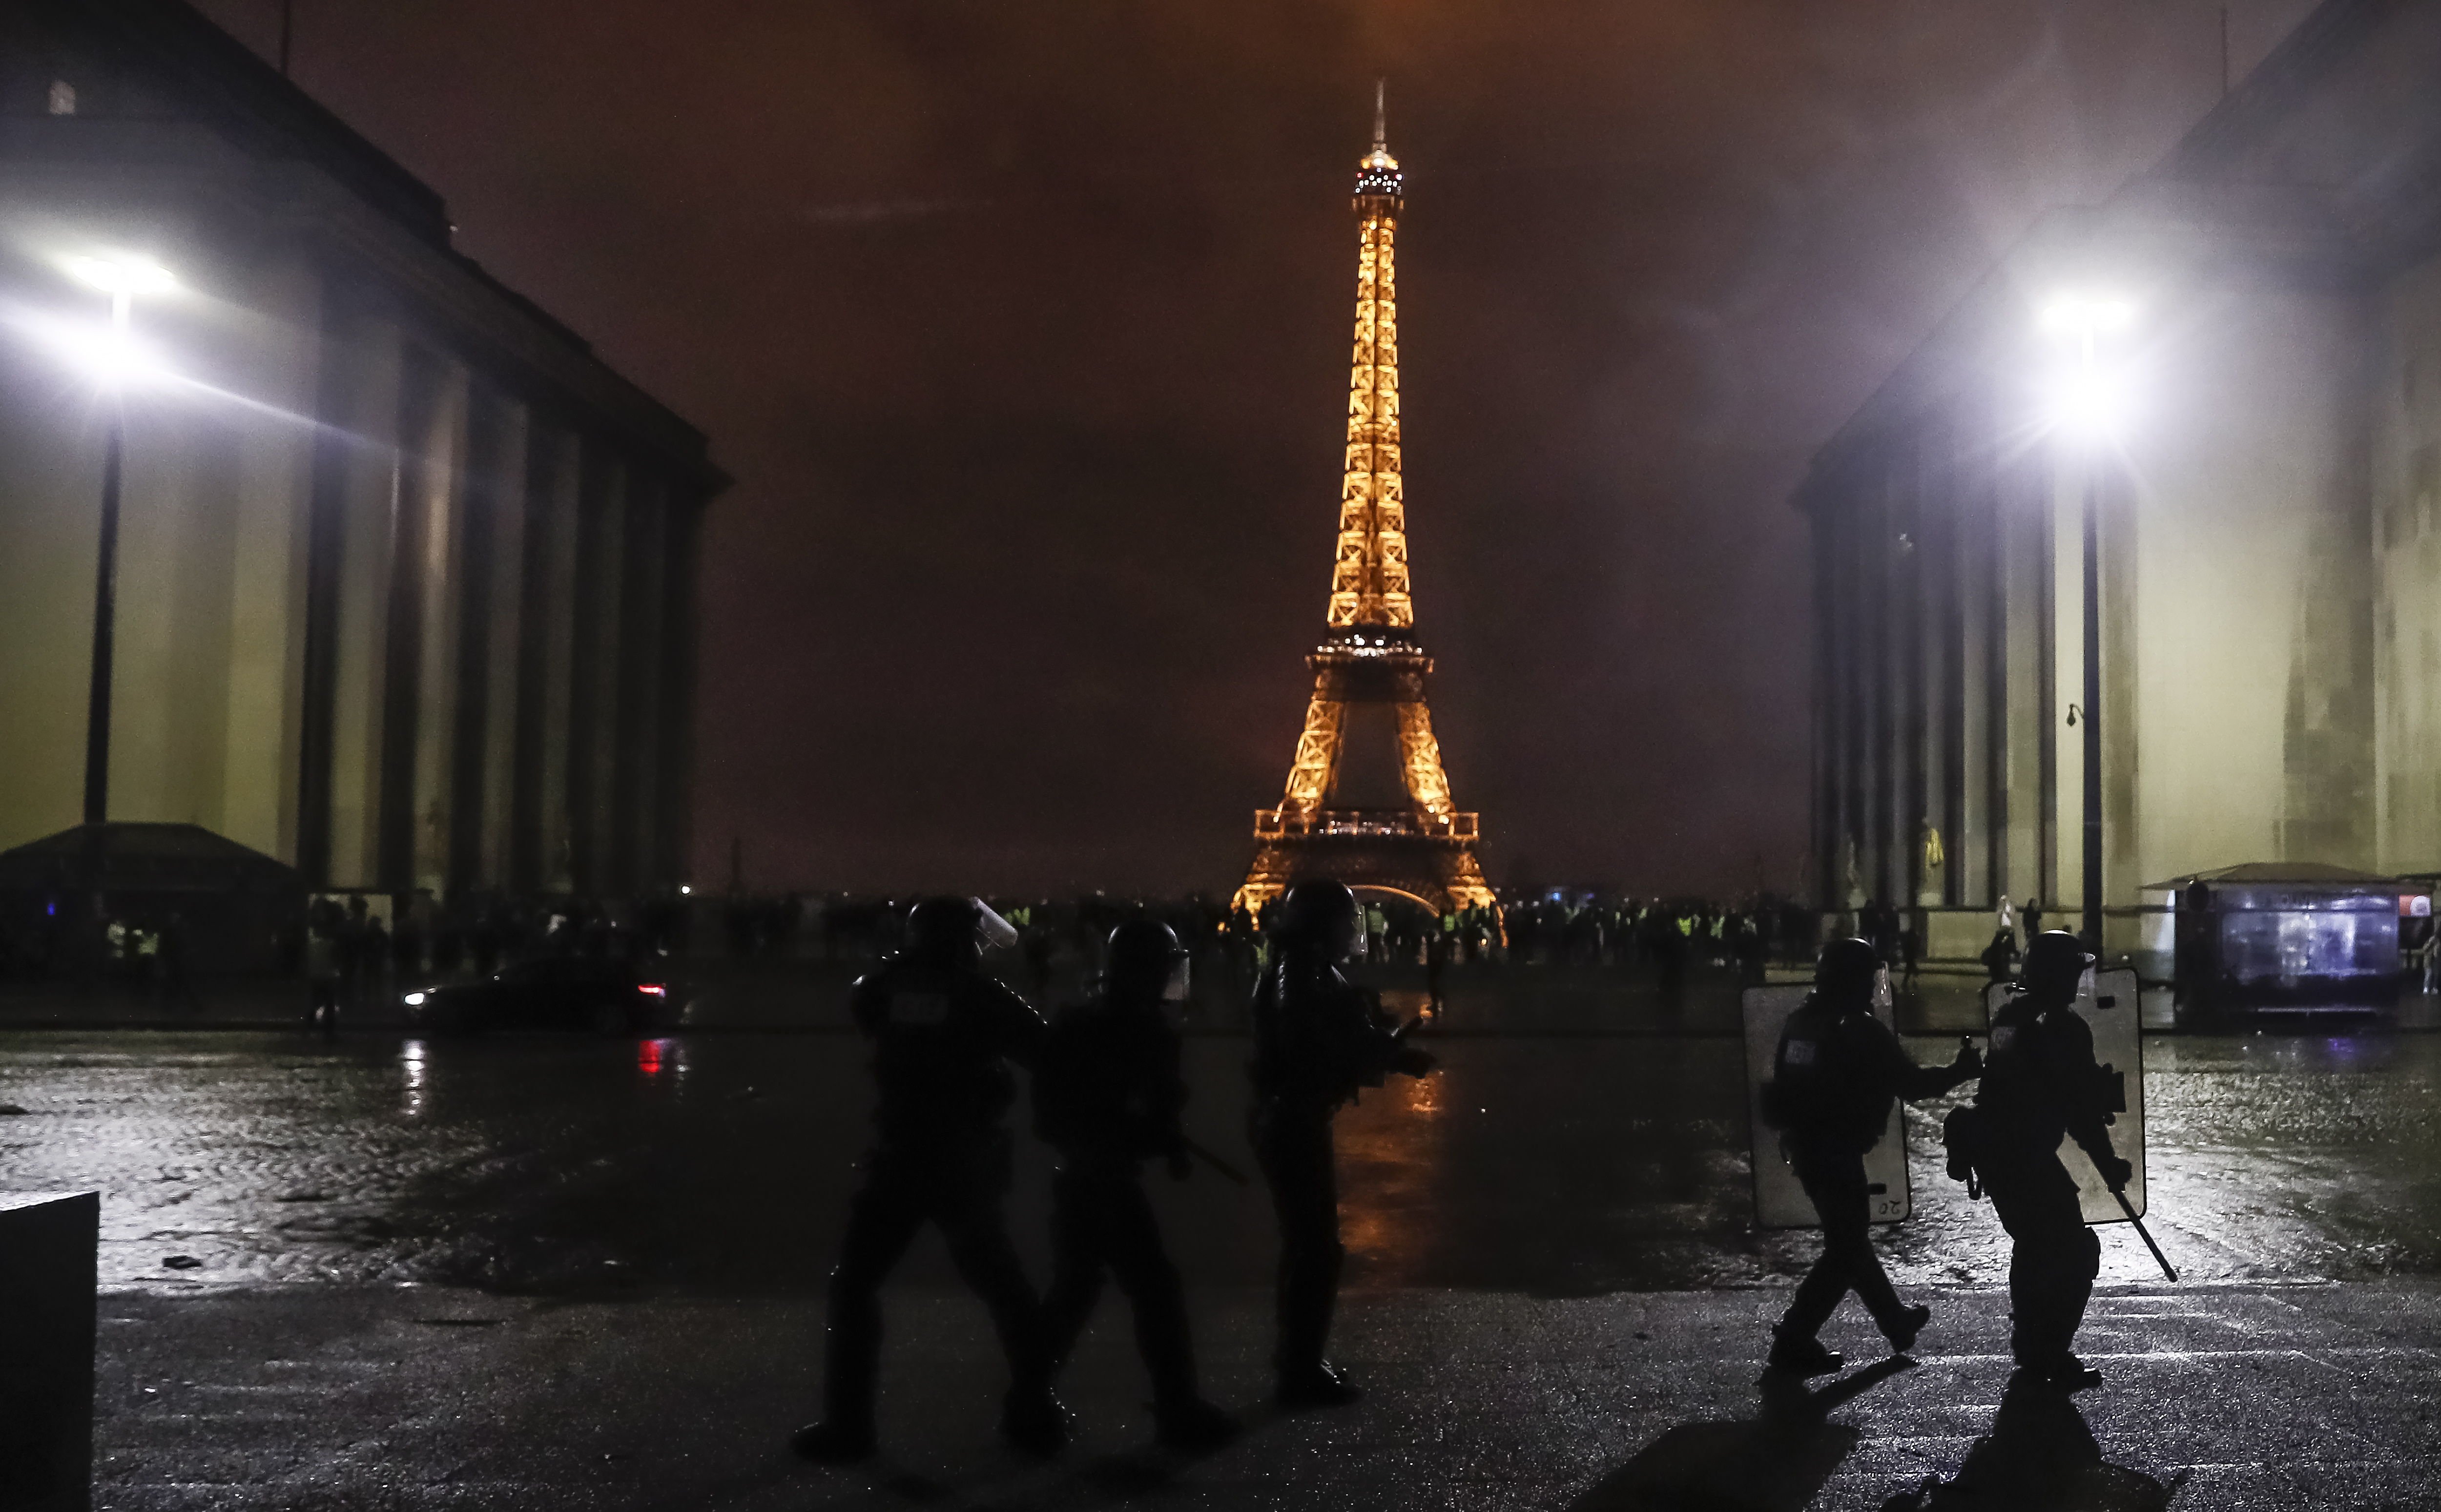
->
[1233,85,1498,918]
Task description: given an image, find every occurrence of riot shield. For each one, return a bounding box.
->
[1741,985,1912,1229]
[1983,966,2146,1223]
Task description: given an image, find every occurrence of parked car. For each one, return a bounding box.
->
[404,957,675,1036]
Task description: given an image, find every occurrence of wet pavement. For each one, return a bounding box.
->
[15,997,2441,1507]
[89,1277,2441,1508]
[4,1020,2441,1295]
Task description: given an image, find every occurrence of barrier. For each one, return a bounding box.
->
[0,1193,96,1512]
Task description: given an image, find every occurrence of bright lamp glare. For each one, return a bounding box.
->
[2039,292,2135,340]
[2049,371,2121,435]
[51,321,165,385]
[64,255,176,298]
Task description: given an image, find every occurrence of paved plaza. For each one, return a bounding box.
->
[94,1278,2441,1509]
[3,1007,2435,1508]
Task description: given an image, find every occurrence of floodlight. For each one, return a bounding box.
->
[64,255,177,298]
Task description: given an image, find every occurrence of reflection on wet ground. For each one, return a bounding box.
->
[4,1023,2441,1294]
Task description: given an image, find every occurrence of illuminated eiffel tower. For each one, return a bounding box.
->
[1233,87,1497,918]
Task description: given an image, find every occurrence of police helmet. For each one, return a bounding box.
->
[905,896,983,969]
[1274,879,1361,958]
[1107,919,1186,996]
[1814,936,1883,1003]
[2022,930,2096,1002]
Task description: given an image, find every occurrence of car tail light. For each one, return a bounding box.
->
[639,983,667,997]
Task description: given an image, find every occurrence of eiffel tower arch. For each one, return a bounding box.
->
[1233,87,1496,920]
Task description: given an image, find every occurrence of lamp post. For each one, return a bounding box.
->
[62,255,175,826]
[2041,293,2134,952]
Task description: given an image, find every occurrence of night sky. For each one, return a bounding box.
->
[195,0,2316,899]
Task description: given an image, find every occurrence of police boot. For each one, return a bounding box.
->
[1882,1303,1932,1355]
[1155,1396,1243,1454]
[798,1312,882,1462]
[1767,1325,1843,1377]
[999,1383,1070,1458]
[1276,1359,1363,1409]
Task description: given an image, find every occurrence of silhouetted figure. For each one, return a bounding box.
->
[1863,900,1901,969]
[1960,931,2130,1391]
[1250,880,1436,1408]
[1759,938,1978,1376]
[306,973,341,1037]
[1981,928,2019,986]
[1883,1369,2177,1510]
[361,917,391,998]
[791,897,1066,1464]
[1034,921,1239,1453]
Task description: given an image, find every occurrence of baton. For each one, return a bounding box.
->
[2112,1187,2178,1282]
[1181,1136,1251,1187]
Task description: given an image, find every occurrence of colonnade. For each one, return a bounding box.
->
[294,308,704,898]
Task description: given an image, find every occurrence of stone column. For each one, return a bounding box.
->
[516,422,582,894]
[462,387,528,892]
[320,317,405,891]
[406,359,470,896]
[2001,445,2049,910]
[105,363,236,831]
[374,342,454,893]
[2050,455,2084,921]
[1868,468,1898,903]
[565,445,626,897]
[654,498,704,888]
[1810,483,1844,909]
[221,247,321,865]
[610,475,667,893]
[0,329,103,850]
[1957,389,2000,910]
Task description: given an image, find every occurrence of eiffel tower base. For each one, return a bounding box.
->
[1234,817,1495,916]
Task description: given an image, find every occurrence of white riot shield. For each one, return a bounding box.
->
[1983,967,2146,1223]
[1741,986,1912,1229]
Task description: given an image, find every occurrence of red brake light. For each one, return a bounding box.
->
[638,983,667,997]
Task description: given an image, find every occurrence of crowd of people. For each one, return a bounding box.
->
[715,889,1829,981]
[0,883,1878,1035]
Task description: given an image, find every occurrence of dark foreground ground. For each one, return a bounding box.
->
[8,994,2441,1508]
[97,1279,2441,1510]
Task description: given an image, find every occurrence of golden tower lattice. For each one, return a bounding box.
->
[1233,87,1497,918]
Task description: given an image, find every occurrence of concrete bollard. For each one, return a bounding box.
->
[0,1193,97,1512]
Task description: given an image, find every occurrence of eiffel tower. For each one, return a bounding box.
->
[1233,87,1497,918]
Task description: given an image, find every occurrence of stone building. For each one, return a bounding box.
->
[0,0,724,899]
[1800,0,2441,956]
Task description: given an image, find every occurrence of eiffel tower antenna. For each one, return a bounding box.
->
[1232,88,1498,919]
[1373,77,1387,150]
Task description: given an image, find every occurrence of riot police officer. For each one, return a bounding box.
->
[792,897,1067,1463]
[1763,937,1981,1375]
[1034,920,1240,1452]
[1250,880,1436,1408]
[1971,930,2131,1390]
